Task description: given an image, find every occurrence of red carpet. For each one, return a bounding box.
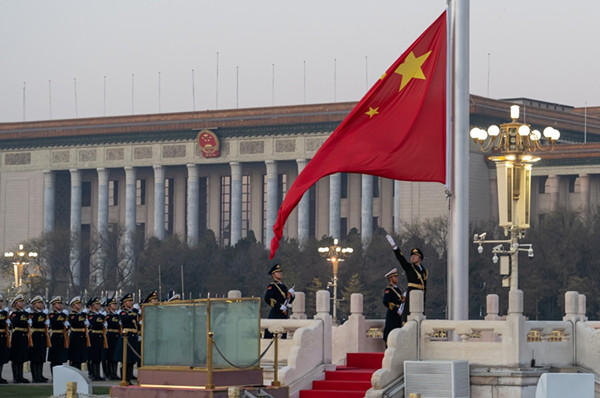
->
[299,352,384,398]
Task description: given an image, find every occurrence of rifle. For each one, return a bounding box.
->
[45,324,52,347]
[27,324,33,347]
[102,324,108,349]
[84,324,91,348]
[4,325,9,348]
[63,325,69,348]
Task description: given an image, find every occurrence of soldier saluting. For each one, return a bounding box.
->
[47,296,68,374]
[263,263,295,339]
[386,235,428,324]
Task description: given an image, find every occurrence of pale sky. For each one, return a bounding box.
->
[1,1,599,123]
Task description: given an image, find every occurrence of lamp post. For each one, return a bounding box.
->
[318,238,353,324]
[471,105,559,304]
[4,243,38,293]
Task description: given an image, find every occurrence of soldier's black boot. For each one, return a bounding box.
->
[18,363,29,383]
[110,362,120,380]
[126,363,134,383]
[38,363,48,382]
[30,362,39,382]
[102,360,109,379]
[11,362,19,383]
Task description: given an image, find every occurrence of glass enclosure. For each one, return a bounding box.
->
[142,298,260,369]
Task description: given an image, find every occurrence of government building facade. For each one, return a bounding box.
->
[0,95,599,290]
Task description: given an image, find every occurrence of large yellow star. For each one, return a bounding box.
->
[365,107,379,118]
[394,50,431,91]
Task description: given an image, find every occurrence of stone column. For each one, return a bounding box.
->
[548,175,559,211]
[329,173,341,239]
[43,170,55,234]
[265,160,278,247]
[96,168,109,286]
[563,291,580,323]
[485,294,501,320]
[315,290,332,364]
[579,173,590,211]
[69,169,82,287]
[124,166,136,283]
[361,174,373,246]
[153,165,165,240]
[230,162,242,246]
[291,292,307,320]
[187,164,199,246]
[296,159,309,248]
[393,180,401,235]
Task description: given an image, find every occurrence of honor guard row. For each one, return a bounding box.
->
[0,290,159,384]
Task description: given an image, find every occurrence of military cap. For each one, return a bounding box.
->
[69,296,81,307]
[385,268,398,279]
[168,293,180,302]
[30,295,44,304]
[142,290,158,304]
[11,294,24,307]
[268,263,282,275]
[50,296,62,305]
[411,248,424,260]
[102,296,116,306]
[86,297,100,307]
[120,293,133,304]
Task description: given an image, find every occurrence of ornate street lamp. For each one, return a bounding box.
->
[4,243,38,292]
[318,238,353,324]
[471,105,559,301]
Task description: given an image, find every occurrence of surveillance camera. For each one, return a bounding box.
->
[479,232,487,240]
[473,234,479,242]
[528,248,534,258]
[477,245,484,254]
[492,254,498,264]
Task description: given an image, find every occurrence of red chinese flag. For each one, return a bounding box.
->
[270,11,447,259]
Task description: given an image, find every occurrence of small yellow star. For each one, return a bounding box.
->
[365,107,379,118]
[394,50,431,91]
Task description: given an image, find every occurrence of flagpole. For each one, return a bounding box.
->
[448,0,470,320]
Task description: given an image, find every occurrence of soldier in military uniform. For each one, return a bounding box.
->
[67,296,88,370]
[386,235,428,324]
[9,294,30,383]
[382,268,405,344]
[103,296,121,381]
[142,291,158,305]
[86,297,106,381]
[0,295,9,384]
[47,296,68,374]
[114,293,140,383]
[29,295,49,383]
[263,263,295,339]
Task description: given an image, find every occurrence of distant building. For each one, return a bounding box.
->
[0,95,599,290]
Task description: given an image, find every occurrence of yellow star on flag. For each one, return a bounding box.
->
[365,107,379,118]
[394,50,432,91]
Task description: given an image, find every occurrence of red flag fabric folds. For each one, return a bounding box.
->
[270,11,447,259]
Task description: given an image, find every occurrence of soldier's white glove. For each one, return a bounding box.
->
[45,319,50,326]
[397,303,405,316]
[82,308,89,314]
[279,304,287,312]
[84,319,90,327]
[385,235,398,250]
[43,309,48,314]
[25,307,32,313]
[6,319,11,326]
[62,309,69,315]
[104,322,108,328]
[27,318,33,326]
[137,335,142,342]
[64,320,70,328]
[288,288,295,297]
[133,303,140,311]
